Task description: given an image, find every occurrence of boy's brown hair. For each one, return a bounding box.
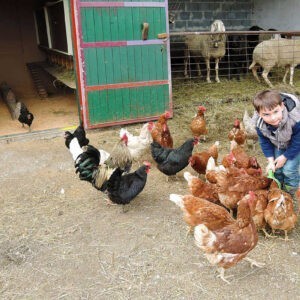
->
[253,90,282,112]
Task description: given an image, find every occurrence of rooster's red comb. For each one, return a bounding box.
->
[143,161,151,167]
[234,118,240,126]
[164,111,171,118]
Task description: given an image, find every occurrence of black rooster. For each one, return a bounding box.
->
[65,122,89,148]
[105,162,151,206]
[16,102,34,130]
[151,138,198,176]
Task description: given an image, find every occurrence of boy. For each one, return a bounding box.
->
[252,90,300,204]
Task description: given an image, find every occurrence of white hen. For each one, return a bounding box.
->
[243,110,258,140]
[119,122,154,160]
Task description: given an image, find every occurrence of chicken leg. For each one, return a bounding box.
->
[244,257,265,268]
[186,225,193,237]
[281,230,292,241]
[216,268,233,284]
[262,228,276,239]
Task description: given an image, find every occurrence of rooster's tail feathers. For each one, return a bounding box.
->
[92,165,115,191]
[169,194,184,209]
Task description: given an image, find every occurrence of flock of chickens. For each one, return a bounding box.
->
[64,108,299,283]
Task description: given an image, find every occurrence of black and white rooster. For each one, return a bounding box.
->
[64,122,89,149]
[15,102,34,130]
[0,82,34,131]
[64,124,113,191]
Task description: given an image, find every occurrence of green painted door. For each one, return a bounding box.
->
[71,0,172,128]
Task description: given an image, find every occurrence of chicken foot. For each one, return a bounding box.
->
[279,230,292,242]
[244,257,265,268]
[103,197,118,206]
[166,175,179,182]
[122,205,130,213]
[185,225,193,237]
[262,228,277,239]
[216,268,233,284]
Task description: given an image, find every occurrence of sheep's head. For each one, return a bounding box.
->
[210,20,226,33]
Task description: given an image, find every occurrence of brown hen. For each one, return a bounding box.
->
[190,105,207,140]
[205,156,226,184]
[221,151,236,169]
[189,141,219,175]
[170,192,261,283]
[230,141,251,169]
[264,183,298,240]
[151,111,173,148]
[228,118,247,146]
[169,194,233,232]
[193,192,260,283]
[215,170,271,214]
[251,190,268,233]
[184,171,220,204]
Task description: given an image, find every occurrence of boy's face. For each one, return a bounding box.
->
[259,103,284,127]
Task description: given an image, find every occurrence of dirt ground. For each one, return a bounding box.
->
[0,91,78,136]
[0,120,299,299]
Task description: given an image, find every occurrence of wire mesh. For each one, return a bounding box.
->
[169,30,300,87]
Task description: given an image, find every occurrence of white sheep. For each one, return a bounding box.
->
[249,38,300,87]
[184,20,226,83]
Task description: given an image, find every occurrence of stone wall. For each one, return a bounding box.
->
[169,0,254,33]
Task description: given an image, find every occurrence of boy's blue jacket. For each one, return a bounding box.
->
[255,93,300,160]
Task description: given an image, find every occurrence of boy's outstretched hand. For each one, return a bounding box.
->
[274,155,287,169]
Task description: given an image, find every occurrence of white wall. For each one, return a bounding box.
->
[253,0,300,30]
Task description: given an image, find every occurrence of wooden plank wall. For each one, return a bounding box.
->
[73,0,172,128]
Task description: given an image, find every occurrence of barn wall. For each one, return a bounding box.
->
[252,0,300,30]
[169,0,254,32]
[0,0,45,96]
